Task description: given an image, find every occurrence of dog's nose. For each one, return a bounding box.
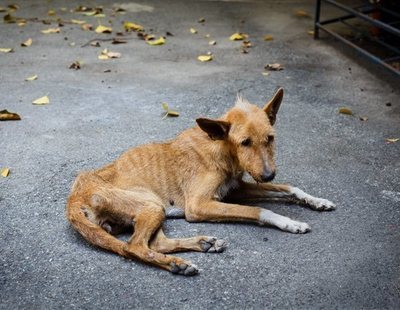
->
[261,170,275,182]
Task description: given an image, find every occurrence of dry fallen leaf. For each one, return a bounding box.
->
[25,75,38,81]
[307,30,315,35]
[198,55,213,62]
[98,49,121,59]
[242,40,252,48]
[295,10,311,18]
[81,23,93,31]
[263,35,273,41]
[69,61,81,70]
[0,48,13,53]
[0,7,6,12]
[190,28,198,34]
[0,109,21,121]
[21,38,32,47]
[229,33,248,41]
[3,14,16,23]
[265,63,284,71]
[1,168,10,177]
[262,72,270,76]
[198,18,205,23]
[209,40,216,45]
[385,138,399,144]
[359,116,368,121]
[95,25,112,34]
[112,38,127,44]
[48,9,56,16]
[338,107,353,115]
[41,27,60,34]
[90,41,101,47]
[32,95,50,105]
[71,19,86,25]
[162,103,179,119]
[123,21,143,32]
[146,37,165,46]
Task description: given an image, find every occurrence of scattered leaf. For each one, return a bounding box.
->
[209,40,216,45]
[0,7,6,12]
[41,27,60,34]
[103,69,111,73]
[166,31,174,36]
[98,48,121,59]
[81,23,93,31]
[71,19,86,24]
[1,168,10,178]
[25,75,38,81]
[21,38,32,47]
[265,63,284,71]
[69,42,76,47]
[198,18,205,23]
[112,38,127,44]
[385,138,399,144]
[263,35,273,41]
[229,32,248,41]
[69,61,81,70]
[295,10,311,18]
[307,30,315,35]
[198,55,213,62]
[123,21,143,32]
[359,116,368,121]
[4,14,16,24]
[95,25,112,34]
[262,72,269,76]
[8,4,19,10]
[32,95,50,105]
[90,41,101,47]
[338,107,353,115]
[18,21,26,27]
[146,37,165,45]
[162,103,179,118]
[93,13,106,18]
[242,40,252,48]
[48,9,56,16]
[0,48,14,53]
[190,28,198,34]
[0,109,21,121]
[205,34,210,38]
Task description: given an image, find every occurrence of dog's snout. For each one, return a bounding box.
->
[261,170,275,182]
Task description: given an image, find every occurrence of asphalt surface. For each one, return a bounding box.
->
[1,0,399,309]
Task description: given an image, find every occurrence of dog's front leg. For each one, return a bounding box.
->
[230,182,336,211]
[185,199,310,234]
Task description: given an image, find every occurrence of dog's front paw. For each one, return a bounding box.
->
[283,220,311,234]
[200,237,227,253]
[170,262,199,276]
[307,197,336,211]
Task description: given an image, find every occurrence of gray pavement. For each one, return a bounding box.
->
[1,0,399,309]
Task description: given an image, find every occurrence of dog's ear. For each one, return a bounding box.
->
[263,87,283,126]
[196,118,230,140]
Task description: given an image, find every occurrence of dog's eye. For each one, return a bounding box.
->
[241,138,252,147]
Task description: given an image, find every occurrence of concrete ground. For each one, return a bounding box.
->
[1,0,399,309]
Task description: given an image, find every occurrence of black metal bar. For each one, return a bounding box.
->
[316,23,400,76]
[322,0,400,37]
[384,55,400,62]
[314,0,322,39]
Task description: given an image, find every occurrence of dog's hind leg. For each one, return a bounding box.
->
[149,229,227,254]
[228,182,336,211]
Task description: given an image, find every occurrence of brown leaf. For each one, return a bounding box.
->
[295,10,311,18]
[41,27,61,34]
[69,61,81,70]
[4,14,16,24]
[242,40,252,48]
[112,38,127,44]
[90,41,101,47]
[198,18,205,23]
[359,116,368,121]
[229,32,248,41]
[95,25,112,34]
[265,63,284,71]
[263,35,273,41]
[0,109,21,121]
[81,23,93,31]
[1,168,10,177]
[338,107,353,115]
[21,38,32,47]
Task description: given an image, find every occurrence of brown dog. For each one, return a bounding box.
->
[66,88,335,275]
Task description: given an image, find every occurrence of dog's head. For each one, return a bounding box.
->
[196,88,283,183]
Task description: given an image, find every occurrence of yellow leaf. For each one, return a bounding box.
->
[83,11,97,16]
[198,55,213,62]
[262,72,269,76]
[0,48,13,53]
[93,14,106,18]
[0,109,21,121]
[308,30,315,35]
[0,7,6,12]
[48,9,56,16]
[295,10,311,18]
[98,54,109,60]
[98,49,121,59]
[161,103,179,118]
[32,95,50,105]
[190,28,197,34]
[71,19,86,24]
[265,63,284,71]
[209,40,216,45]
[81,23,93,31]
[385,138,399,144]
[1,168,10,177]
[123,21,143,31]
[21,38,32,47]
[25,75,38,81]
[229,32,247,41]
[18,22,26,27]
[338,107,353,115]
[146,37,165,46]
[41,27,60,34]
[95,25,112,34]
[263,35,273,41]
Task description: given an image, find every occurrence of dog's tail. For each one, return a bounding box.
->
[65,174,127,257]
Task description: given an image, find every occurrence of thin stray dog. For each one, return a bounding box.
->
[66,88,335,276]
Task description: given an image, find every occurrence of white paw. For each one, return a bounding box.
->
[307,197,336,211]
[283,220,311,234]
